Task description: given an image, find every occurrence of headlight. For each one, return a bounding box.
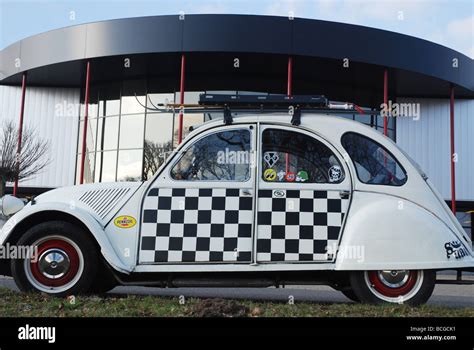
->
[0,195,25,217]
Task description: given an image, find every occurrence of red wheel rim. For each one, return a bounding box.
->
[368,270,418,297]
[30,239,80,287]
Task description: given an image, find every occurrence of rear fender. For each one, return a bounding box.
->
[336,192,474,270]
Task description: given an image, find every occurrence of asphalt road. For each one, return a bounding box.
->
[0,274,472,308]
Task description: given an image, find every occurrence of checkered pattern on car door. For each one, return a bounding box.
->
[256,189,348,262]
[139,188,254,263]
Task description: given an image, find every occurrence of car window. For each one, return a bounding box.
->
[261,128,345,183]
[171,129,251,181]
[341,132,407,186]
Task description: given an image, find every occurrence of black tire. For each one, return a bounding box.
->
[340,288,360,302]
[88,260,118,294]
[350,270,436,306]
[11,221,98,297]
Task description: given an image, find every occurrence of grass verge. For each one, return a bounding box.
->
[0,287,472,317]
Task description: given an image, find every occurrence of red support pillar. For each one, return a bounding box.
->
[177,54,186,144]
[286,56,293,173]
[449,84,456,214]
[383,68,388,136]
[287,56,293,96]
[13,73,27,197]
[79,61,91,185]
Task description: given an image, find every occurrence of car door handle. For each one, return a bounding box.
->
[241,189,253,196]
[339,190,350,199]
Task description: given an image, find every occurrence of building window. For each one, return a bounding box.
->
[76,83,209,184]
[98,151,118,182]
[76,81,147,184]
[119,115,145,149]
[144,93,175,181]
[172,91,207,148]
[117,149,144,182]
[102,117,119,151]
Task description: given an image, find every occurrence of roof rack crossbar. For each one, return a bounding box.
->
[223,105,233,125]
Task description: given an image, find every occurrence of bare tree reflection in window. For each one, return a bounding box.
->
[143,140,173,181]
[171,130,251,181]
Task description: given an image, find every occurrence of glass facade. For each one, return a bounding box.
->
[77,80,153,184]
[77,80,190,184]
[76,83,396,184]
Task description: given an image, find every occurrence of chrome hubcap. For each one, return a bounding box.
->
[377,270,409,288]
[38,248,70,279]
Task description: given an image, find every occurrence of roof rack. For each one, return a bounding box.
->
[200,94,381,126]
[137,93,380,126]
[199,93,329,108]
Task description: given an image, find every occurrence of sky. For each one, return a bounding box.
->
[0,0,473,58]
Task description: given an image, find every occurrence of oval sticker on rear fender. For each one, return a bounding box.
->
[114,216,137,229]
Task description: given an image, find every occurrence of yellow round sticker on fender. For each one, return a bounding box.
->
[114,216,137,229]
[264,168,277,181]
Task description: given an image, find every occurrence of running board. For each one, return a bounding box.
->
[107,268,345,289]
[436,279,474,285]
[436,270,474,285]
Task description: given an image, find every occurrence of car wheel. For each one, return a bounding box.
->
[350,270,436,306]
[340,288,360,302]
[11,221,98,297]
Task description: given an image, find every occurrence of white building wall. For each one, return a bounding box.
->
[0,85,80,189]
[397,98,474,201]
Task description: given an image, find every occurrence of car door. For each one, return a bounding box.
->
[139,124,256,264]
[256,125,351,263]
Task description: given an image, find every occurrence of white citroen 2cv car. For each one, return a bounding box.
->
[1,94,473,305]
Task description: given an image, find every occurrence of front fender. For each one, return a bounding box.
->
[336,191,474,270]
[0,202,132,273]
